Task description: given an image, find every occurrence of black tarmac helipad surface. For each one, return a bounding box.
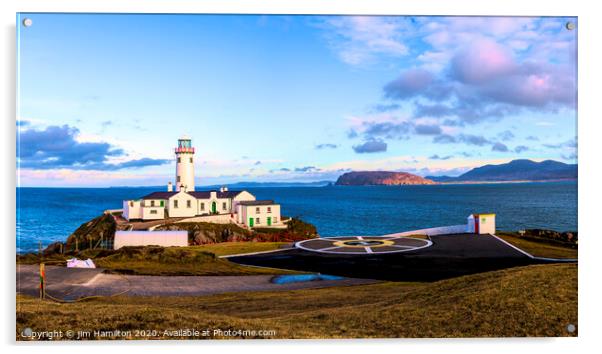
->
[228,233,549,281]
[296,235,432,255]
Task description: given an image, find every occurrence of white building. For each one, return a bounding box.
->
[236,200,281,227]
[467,213,496,234]
[114,231,188,249]
[122,137,283,228]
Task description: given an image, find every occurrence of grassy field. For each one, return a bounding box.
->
[193,242,290,256]
[17,263,577,339]
[496,233,578,259]
[17,243,296,276]
[404,234,430,240]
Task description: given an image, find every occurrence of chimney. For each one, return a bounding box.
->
[167,182,173,192]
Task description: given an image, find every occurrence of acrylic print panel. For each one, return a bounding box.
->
[16,13,577,340]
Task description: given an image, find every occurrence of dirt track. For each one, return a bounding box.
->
[16,265,377,300]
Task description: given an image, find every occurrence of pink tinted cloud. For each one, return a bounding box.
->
[451,39,517,84]
[481,66,575,107]
[388,36,575,120]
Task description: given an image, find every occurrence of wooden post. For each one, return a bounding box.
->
[39,263,45,300]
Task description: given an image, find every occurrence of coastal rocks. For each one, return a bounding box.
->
[523,229,578,245]
[155,218,318,245]
[155,222,253,245]
[42,241,65,256]
[335,171,436,186]
[64,213,117,252]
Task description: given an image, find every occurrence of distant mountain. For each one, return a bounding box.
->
[427,159,577,183]
[335,171,436,186]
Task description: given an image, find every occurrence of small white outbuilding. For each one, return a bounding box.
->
[467,213,496,234]
[113,231,188,249]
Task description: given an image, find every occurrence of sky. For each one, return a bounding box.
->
[16,14,577,187]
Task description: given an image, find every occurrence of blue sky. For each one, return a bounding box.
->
[17,14,577,187]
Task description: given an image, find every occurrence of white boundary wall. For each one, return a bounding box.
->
[176,214,235,224]
[381,224,467,238]
[114,231,188,249]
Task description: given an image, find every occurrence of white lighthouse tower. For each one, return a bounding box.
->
[175,136,195,192]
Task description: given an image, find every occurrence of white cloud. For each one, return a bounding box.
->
[318,16,410,65]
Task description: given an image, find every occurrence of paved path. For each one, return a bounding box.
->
[17,264,104,299]
[16,265,378,300]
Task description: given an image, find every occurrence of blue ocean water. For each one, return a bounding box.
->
[16,182,577,253]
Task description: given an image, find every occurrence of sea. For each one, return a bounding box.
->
[16,182,577,254]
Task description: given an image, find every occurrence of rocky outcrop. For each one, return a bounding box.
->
[335,171,436,186]
[64,213,117,252]
[155,222,254,245]
[522,229,578,246]
[155,218,318,245]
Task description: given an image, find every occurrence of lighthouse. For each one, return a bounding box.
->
[175,136,195,192]
[122,135,283,227]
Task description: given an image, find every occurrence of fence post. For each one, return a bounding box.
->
[39,263,45,300]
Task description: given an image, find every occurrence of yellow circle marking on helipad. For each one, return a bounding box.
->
[332,239,395,248]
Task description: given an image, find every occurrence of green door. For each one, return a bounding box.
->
[249,217,254,227]
[211,202,216,213]
[267,217,272,226]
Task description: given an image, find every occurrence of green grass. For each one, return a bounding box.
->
[496,232,578,259]
[193,242,290,256]
[17,243,298,276]
[404,234,430,240]
[16,263,577,339]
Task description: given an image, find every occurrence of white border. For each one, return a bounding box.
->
[3,1,600,353]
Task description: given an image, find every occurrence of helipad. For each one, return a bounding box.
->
[295,235,433,255]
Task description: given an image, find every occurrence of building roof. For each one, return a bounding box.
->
[141,191,179,200]
[189,190,243,199]
[238,200,278,206]
[141,190,244,200]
